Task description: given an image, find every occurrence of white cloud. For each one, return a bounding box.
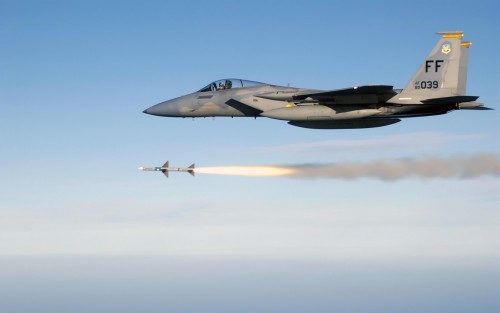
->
[1,178,498,266]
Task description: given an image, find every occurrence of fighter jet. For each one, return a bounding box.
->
[143,31,491,129]
[138,161,195,178]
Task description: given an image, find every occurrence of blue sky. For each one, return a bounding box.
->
[1,0,499,312]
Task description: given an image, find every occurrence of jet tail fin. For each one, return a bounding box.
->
[389,31,475,104]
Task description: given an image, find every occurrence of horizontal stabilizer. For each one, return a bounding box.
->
[458,102,494,110]
[421,95,479,104]
[461,106,494,110]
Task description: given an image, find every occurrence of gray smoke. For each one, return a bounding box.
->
[284,154,500,180]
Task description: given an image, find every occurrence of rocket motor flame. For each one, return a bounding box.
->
[195,166,296,177]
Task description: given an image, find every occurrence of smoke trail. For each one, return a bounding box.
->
[286,154,500,180]
[196,154,500,180]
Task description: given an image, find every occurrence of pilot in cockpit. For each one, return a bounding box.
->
[218,82,225,90]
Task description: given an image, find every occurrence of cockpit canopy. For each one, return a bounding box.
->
[198,79,266,92]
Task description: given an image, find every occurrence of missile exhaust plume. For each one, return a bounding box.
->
[195,166,295,177]
[195,154,500,180]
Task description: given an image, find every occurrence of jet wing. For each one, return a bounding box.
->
[292,85,395,101]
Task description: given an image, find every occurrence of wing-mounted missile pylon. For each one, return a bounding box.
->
[139,161,195,178]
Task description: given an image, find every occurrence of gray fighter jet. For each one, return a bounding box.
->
[143,31,491,129]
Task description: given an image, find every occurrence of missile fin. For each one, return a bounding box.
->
[188,164,195,177]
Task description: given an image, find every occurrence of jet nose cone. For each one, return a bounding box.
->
[142,102,168,116]
[143,104,162,116]
[143,99,183,117]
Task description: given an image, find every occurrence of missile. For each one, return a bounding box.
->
[138,161,195,178]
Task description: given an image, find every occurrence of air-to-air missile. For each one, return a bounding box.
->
[138,161,195,178]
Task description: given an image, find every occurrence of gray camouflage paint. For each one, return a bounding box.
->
[144,32,489,129]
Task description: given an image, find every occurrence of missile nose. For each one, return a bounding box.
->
[142,109,149,114]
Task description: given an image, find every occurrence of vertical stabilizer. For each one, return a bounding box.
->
[390,31,470,104]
